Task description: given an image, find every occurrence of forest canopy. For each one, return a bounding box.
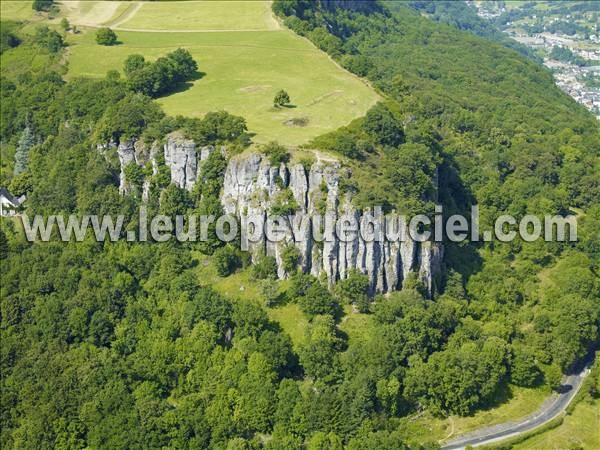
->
[0,1,598,448]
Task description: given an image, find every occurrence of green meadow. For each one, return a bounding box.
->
[65,29,378,145]
[513,396,600,450]
[1,1,379,145]
[41,0,379,146]
[116,1,280,31]
[1,1,36,21]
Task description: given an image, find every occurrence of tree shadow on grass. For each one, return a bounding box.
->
[464,383,515,417]
[163,71,206,96]
[267,289,291,308]
[271,104,298,111]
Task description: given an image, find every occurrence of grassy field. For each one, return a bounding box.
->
[65,28,378,145]
[0,1,36,21]
[512,396,600,450]
[117,1,280,31]
[398,385,549,446]
[2,1,379,145]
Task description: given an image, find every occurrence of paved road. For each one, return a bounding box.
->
[442,356,594,450]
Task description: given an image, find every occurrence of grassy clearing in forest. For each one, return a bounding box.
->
[65,28,378,145]
[195,255,373,351]
[59,0,379,145]
[2,1,379,145]
[399,385,550,446]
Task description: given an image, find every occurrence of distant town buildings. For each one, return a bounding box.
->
[468,1,505,19]
[471,1,600,120]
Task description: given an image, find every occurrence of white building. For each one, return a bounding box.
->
[0,188,26,217]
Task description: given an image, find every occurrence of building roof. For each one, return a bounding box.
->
[0,187,25,207]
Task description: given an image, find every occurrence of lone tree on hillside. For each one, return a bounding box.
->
[274,89,290,107]
[96,27,117,46]
[60,18,70,32]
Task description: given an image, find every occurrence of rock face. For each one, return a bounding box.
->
[113,137,442,295]
[115,134,216,196]
[164,132,197,191]
[221,153,443,296]
[117,140,136,195]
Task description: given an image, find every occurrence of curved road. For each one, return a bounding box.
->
[442,356,594,450]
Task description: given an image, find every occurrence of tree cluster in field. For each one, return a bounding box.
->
[1,20,68,57]
[122,48,198,98]
[32,0,54,12]
[33,25,64,53]
[95,27,117,46]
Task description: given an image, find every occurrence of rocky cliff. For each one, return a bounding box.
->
[114,135,442,296]
[115,132,216,195]
[221,152,443,295]
[164,133,197,191]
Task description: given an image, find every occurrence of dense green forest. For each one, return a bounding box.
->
[1,0,599,448]
[402,1,540,62]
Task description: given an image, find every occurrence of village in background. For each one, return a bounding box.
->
[472,0,599,119]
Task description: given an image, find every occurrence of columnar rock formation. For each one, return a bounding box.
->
[164,133,197,191]
[115,133,215,195]
[221,153,443,295]
[114,139,159,199]
[113,135,443,295]
[116,140,136,195]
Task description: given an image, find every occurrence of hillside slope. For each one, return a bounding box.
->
[13,0,380,145]
[0,1,598,449]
